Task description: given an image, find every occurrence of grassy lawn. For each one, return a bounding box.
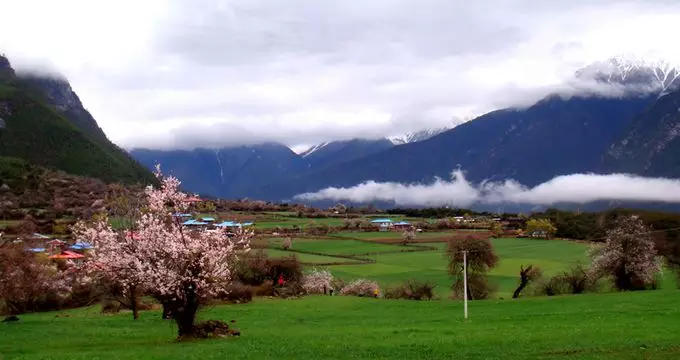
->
[264,249,362,265]
[332,230,459,240]
[2,291,680,359]
[267,237,401,255]
[268,238,594,298]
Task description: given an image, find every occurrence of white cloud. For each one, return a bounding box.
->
[2,0,680,149]
[294,170,680,206]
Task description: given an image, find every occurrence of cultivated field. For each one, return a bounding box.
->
[2,291,680,359]
[263,233,596,298]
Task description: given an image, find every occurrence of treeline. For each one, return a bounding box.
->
[385,207,499,218]
[531,208,680,243]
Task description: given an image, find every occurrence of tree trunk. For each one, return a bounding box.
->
[129,285,139,320]
[512,279,528,299]
[512,266,532,299]
[174,284,199,338]
[161,303,172,320]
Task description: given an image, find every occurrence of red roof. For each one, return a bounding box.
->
[125,231,141,240]
[49,251,85,259]
[186,196,202,202]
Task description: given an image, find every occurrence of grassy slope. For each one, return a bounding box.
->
[0,80,154,185]
[2,291,680,359]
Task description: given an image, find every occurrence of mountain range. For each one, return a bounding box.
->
[4,52,680,210]
[128,59,680,207]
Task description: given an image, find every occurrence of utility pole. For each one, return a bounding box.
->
[463,250,468,320]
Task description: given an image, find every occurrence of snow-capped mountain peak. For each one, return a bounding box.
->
[300,142,330,158]
[389,128,449,145]
[578,55,680,94]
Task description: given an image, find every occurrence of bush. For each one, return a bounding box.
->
[559,262,597,294]
[533,276,569,296]
[450,274,496,300]
[340,279,380,297]
[220,282,254,304]
[302,269,334,294]
[234,250,304,296]
[384,280,435,300]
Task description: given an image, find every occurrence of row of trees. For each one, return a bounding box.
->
[447,215,670,299]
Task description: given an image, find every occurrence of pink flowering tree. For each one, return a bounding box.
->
[72,219,145,319]
[589,215,661,291]
[75,166,251,337]
[0,242,71,319]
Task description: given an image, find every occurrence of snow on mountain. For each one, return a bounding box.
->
[577,56,680,95]
[300,142,330,158]
[389,128,450,145]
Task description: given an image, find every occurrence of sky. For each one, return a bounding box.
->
[2,0,680,152]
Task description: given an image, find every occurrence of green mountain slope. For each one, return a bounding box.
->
[0,55,155,185]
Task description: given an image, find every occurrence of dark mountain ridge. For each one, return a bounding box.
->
[0,55,155,185]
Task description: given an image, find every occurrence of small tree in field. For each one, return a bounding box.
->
[446,235,498,300]
[402,229,416,246]
[590,215,660,291]
[0,242,70,319]
[75,166,251,338]
[282,237,293,251]
[72,220,145,320]
[512,264,542,298]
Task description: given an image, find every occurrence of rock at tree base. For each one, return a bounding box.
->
[3,315,19,322]
[189,320,241,339]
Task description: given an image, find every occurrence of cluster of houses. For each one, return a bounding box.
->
[370,218,412,231]
[24,233,91,262]
[175,213,254,229]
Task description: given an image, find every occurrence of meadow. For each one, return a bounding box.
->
[3,229,680,359]
[2,291,680,359]
[265,233,594,298]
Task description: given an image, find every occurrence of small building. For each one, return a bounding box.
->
[69,242,93,251]
[371,218,393,232]
[393,221,411,230]
[49,251,85,260]
[183,219,208,226]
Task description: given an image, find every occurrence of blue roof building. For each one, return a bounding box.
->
[370,219,393,223]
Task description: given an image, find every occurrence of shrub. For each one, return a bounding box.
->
[252,280,275,296]
[559,262,597,294]
[282,237,292,250]
[450,274,496,300]
[340,279,380,297]
[384,280,435,300]
[302,269,334,294]
[533,276,569,297]
[220,282,254,304]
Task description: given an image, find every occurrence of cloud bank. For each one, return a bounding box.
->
[2,1,680,149]
[294,170,680,207]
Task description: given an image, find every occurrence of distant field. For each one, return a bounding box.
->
[264,249,362,265]
[264,237,595,298]
[332,231,461,241]
[0,219,20,229]
[268,238,403,255]
[3,291,680,359]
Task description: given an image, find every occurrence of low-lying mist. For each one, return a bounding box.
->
[294,170,680,207]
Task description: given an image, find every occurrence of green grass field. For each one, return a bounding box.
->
[264,237,593,298]
[2,291,680,359]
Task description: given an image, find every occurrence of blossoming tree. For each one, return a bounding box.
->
[74,166,251,337]
[590,215,660,291]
